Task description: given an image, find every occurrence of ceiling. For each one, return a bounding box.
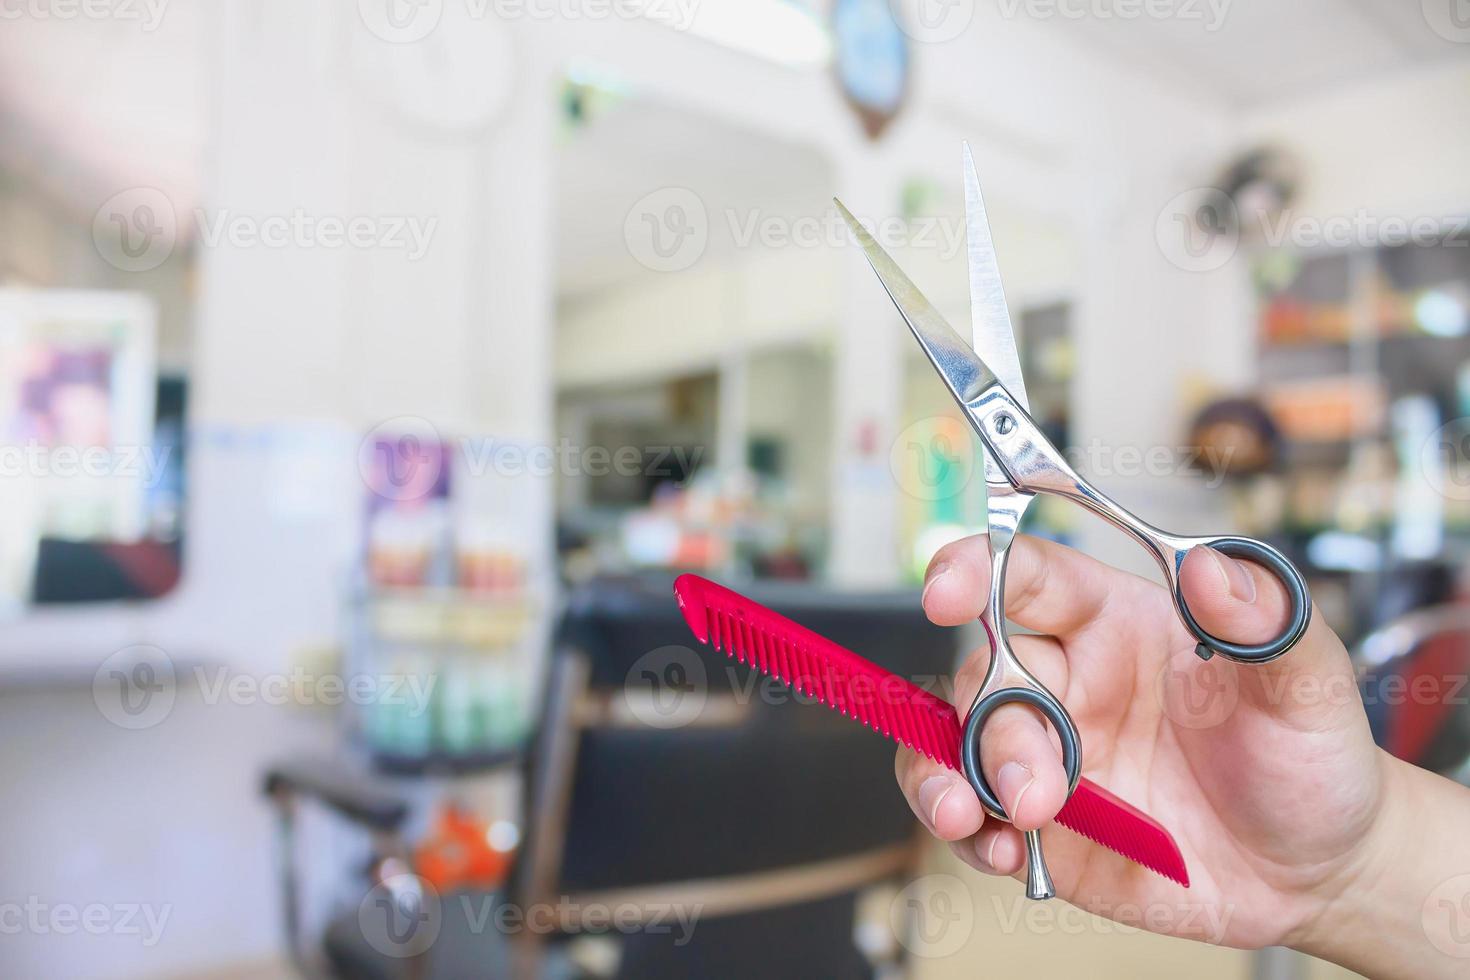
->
[2,0,1465,293]
[554,0,1470,295]
[0,4,206,211]
[1047,0,1470,109]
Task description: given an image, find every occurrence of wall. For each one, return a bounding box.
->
[1242,62,1470,222]
[746,344,834,524]
[0,3,558,976]
[555,246,839,389]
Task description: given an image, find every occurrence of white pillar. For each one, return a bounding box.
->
[827,157,905,586]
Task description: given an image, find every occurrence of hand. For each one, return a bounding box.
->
[895,533,1459,974]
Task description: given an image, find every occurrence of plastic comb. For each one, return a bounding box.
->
[673,573,1189,887]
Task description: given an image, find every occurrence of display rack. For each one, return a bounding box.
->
[345,579,538,776]
[1254,228,1470,643]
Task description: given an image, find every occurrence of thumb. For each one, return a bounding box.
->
[1176,545,1293,649]
[1177,545,1351,715]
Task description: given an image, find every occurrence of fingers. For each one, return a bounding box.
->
[922,533,1126,639]
[948,631,1071,835]
[894,743,1030,881]
[898,702,1070,839]
[894,746,985,842]
[1176,545,1294,647]
[966,824,1026,875]
[1178,544,1354,719]
[895,631,1073,883]
[975,700,1071,831]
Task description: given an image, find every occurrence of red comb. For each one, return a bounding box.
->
[674,574,1189,887]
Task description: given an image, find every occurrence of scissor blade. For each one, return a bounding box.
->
[963,143,1028,413]
[834,197,998,407]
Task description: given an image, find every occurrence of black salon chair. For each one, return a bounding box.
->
[268,573,959,980]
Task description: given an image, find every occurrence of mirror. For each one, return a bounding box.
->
[551,85,835,580]
[0,14,198,608]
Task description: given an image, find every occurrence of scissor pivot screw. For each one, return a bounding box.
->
[994,414,1016,435]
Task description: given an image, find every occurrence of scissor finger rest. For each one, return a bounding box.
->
[1173,536,1312,664]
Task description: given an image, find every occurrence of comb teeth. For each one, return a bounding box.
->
[677,574,962,770]
[1051,778,1187,885]
[673,574,1189,888]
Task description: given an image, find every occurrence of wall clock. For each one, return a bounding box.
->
[832,0,910,140]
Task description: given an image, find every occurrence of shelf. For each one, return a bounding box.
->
[364,589,537,648]
[1263,330,1467,354]
[364,584,533,606]
[370,746,523,778]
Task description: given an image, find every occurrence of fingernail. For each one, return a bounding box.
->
[921,562,952,608]
[1207,547,1256,603]
[998,761,1034,819]
[917,775,952,834]
[918,776,954,830]
[975,832,999,871]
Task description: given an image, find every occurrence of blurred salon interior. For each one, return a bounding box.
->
[2,1,1470,977]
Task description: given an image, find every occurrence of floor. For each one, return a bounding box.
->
[907,845,1365,980]
[120,805,1370,980]
[171,845,1366,980]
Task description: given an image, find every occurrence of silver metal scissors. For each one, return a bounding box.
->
[836,145,1311,899]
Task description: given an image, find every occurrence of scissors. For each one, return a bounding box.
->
[835,145,1311,899]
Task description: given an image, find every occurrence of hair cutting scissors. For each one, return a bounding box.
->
[835,145,1311,899]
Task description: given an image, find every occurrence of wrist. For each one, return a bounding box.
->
[1290,751,1470,979]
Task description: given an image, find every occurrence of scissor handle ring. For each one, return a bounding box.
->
[1174,536,1311,665]
[960,687,1081,822]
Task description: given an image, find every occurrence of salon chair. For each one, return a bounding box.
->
[1356,601,1470,777]
[265,573,959,979]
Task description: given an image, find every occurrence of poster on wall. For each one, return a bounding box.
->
[0,290,158,606]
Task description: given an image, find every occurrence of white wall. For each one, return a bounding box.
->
[556,246,839,389]
[1241,62,1470,222]
[1,3,558,977]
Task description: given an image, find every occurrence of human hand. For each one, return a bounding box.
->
[894,533,1433,969]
